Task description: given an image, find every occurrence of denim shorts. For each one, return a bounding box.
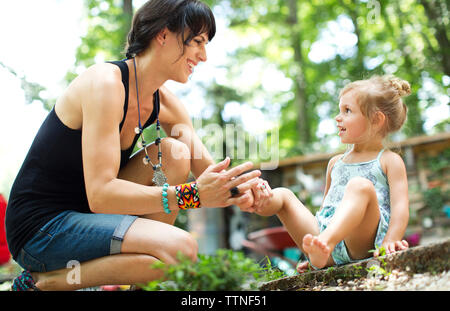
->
[16,211,138,272]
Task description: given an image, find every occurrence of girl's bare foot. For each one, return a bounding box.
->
[302,234,331,269]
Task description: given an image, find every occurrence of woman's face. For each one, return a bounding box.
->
[164,30,209,83]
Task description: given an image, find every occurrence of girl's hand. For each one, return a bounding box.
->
[236,178,272,213]
[196,157,261,208]
[374,239,409,257]
[252,178,273,213]
[234,189,256,212]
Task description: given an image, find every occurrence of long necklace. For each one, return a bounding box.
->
[132,57,167,186]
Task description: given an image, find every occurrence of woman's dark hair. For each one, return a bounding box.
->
[125,0,216,58]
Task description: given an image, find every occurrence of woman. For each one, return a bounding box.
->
[6,0,270,290]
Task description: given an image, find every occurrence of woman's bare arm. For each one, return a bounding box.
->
[80,64,173,215]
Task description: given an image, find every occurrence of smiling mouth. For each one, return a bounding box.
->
[187,60,196,73]
[338,126,346,135]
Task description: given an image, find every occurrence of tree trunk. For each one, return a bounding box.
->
[287,0,310,145]
[123,0,133,31]
[392,1,425,135]
[419,0,450,76]
[338,0,365,78]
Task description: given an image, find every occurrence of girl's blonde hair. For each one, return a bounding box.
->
[340,75,411,137]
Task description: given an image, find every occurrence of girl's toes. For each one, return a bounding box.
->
[303,234,313,246]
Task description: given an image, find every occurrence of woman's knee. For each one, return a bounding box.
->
[161,137,191,182]
[122,219,197,264]
[164,230,198,264]
[162,137,191,162]
[179,231,199,262]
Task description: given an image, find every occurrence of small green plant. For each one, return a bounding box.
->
[367,246,390,278]
[141,249,286,291]
[353,265,363,278]
[366,263,390,279]
[325,266,335,273]
[369,245,386,261]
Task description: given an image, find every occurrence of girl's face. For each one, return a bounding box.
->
[164,31,209,83]
[335,91,371,144]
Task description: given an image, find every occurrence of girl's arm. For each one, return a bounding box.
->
[376,151,410,255]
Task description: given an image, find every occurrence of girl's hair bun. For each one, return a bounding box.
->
[388,76,411,97]
[339,74,410,136]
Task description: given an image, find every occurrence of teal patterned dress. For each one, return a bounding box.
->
[315,149,390,265]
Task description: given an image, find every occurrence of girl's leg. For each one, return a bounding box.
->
[257,188,320,253]
[303,177,380,269]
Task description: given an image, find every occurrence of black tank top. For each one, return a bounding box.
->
[5,60,160,260]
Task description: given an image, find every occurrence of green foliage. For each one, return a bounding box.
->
[418,148,450,218]
[424,187,448,218]
[205,0,449,157]
[62,0,449,160]
[366,263,390,279]
[367,246,390,278]
[427,149,450,175]
[369,245,387,265]
[141,249,286,291]
[0,61,54,111]
[65,0,133,84]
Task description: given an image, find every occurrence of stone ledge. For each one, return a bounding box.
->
[260,238,450,291]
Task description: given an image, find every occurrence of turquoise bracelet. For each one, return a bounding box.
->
[162,183,171,214]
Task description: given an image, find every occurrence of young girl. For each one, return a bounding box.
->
[255,75,411,271]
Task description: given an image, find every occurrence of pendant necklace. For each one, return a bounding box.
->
[132,56,167,186]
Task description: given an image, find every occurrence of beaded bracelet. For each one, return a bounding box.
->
[161,183,171,214]
[174,182,201,210]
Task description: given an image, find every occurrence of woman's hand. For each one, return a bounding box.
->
[196,157,261,208]
[373,239,409,257]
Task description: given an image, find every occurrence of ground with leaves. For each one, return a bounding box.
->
[1,236,448,291]
[260,237,450,291]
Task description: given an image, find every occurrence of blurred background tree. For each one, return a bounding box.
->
[26,0,447,160]
[65,0,133,82]
[203,0,449,157]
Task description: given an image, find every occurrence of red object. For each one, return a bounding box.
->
[404,232,421,247]
[100,285,121,291]
[246,226,296,251]
[241,226,297,265]
[0,194,11,265]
